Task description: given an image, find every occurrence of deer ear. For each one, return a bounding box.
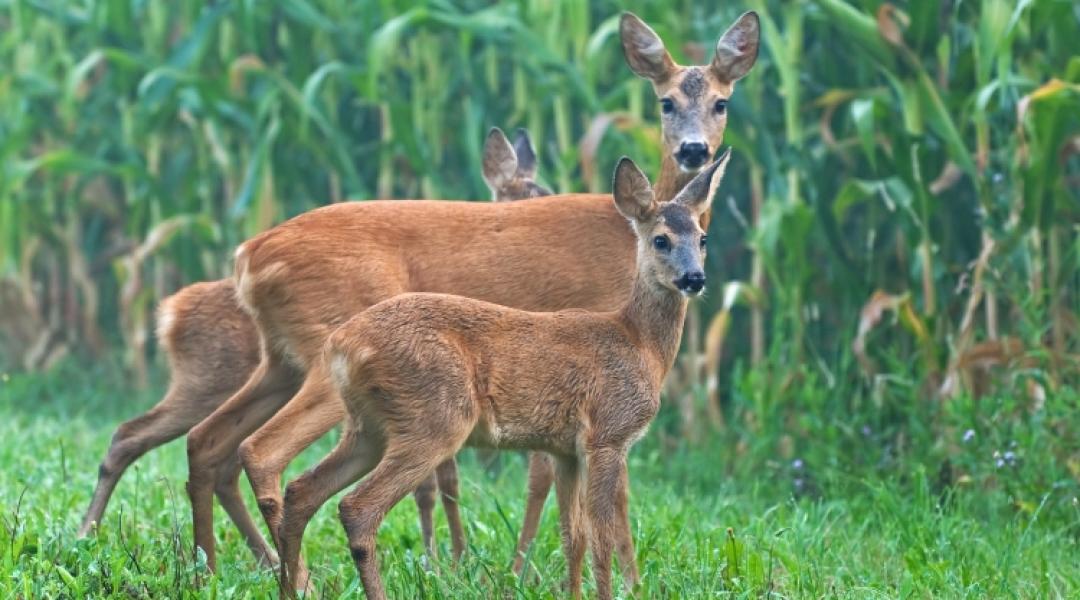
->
[712,11,759,82]
[674,148,731,215]
[620,12,676,83]
[482,127,518,197]
[512,128,538,180]
[612,157,656,223]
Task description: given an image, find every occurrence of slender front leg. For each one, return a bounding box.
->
[553,455,586,599]
[585,447,627,600]
[512,451,555,574]
[613,459,639,588]
[412,475,438,558]
[435,458,466,560]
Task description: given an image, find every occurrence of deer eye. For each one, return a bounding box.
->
[700,235,708,248]
[652,235,671,251]
[660,98,675,114]
[714,99,728,114]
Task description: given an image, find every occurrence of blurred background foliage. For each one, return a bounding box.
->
[0,0,1077,459]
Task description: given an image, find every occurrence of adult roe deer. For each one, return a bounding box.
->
[184,11,759,578]
[279,152,731,600]
[76,128,553,561]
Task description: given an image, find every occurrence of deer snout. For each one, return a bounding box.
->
[675,271,706,295]
[675,142,710,170]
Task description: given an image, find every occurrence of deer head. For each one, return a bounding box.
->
[612,149,730,296]
[620,12,758,172]
[482,127,552,201]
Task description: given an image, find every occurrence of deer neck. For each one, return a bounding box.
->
[653,153,696,204]
[619,266,689,378]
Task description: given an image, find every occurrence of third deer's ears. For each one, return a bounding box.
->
[511,128,538,179]
[712,11,760,82]
[619,12,676,83]
[482,127,518,192]
[674,148,731,215]
[612,157,656,222]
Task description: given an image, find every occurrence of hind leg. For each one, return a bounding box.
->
[186,356,301,572]
[214,452,278,567]
[339,443,461,600]
[278,426,385,596]
[80,384,224,537]
[238,369,341,555]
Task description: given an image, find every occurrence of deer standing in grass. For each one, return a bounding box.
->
[279,152,731,600]
[184,11,759,580]
[77,129,552,561]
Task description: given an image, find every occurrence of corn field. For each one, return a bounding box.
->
[1,0,1077,427]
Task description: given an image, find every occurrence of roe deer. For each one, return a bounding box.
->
[77,128,553,561]
[482,127,552,201]
[278,152,731,600]
[185,11,759,578]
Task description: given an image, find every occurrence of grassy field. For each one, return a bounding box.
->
[2,358,1077,599]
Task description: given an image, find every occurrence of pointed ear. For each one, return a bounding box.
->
[712,11,759,82]
[512,128,538,180]
[482,127,518,196]
[673,148,731,215]
[620,12,677,83]
[612,157,656,223]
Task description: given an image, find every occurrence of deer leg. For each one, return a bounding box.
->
[584,447,626,600]
[512,451,555,575]
[237,370,341,556]
[613,464,639,588]
[435,458,466,561]
[278,427,385,597]
[80,384,220,537]
[412,475,438,559]
[214,452,278,567]
[553,454,586,599]
[186,357,300,573]
[338,443,458,600]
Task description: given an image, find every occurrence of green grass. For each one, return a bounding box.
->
[2,359,1078,598]
[0,358,1071,595]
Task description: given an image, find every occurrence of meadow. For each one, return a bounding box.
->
[1,0,1078,597]
[2,359,1078,598]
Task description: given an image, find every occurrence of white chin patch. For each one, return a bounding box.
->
[678,163,704,174]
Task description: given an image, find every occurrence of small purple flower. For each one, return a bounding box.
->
[793,478,805,491]
[962,429,975,443]
[792,459,804,471]
[861,425,872,437]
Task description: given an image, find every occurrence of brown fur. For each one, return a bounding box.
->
[278,154,731,600]
[183,12,759,580]
[78,132,552,566]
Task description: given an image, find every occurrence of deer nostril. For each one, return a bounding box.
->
[676,272,706,293]
[676,143,710,167]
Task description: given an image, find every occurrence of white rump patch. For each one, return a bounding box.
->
[329,352,351,390]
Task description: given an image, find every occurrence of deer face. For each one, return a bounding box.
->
[482,127,553,201]
[612,150,731,296]
[620,12,759,172]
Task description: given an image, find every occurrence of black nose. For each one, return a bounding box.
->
[675,143,709,168]
[675,272,706,294]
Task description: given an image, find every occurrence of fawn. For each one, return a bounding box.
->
[278,152,731,600]
[77,129,552,562]
[185,11,759,578]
